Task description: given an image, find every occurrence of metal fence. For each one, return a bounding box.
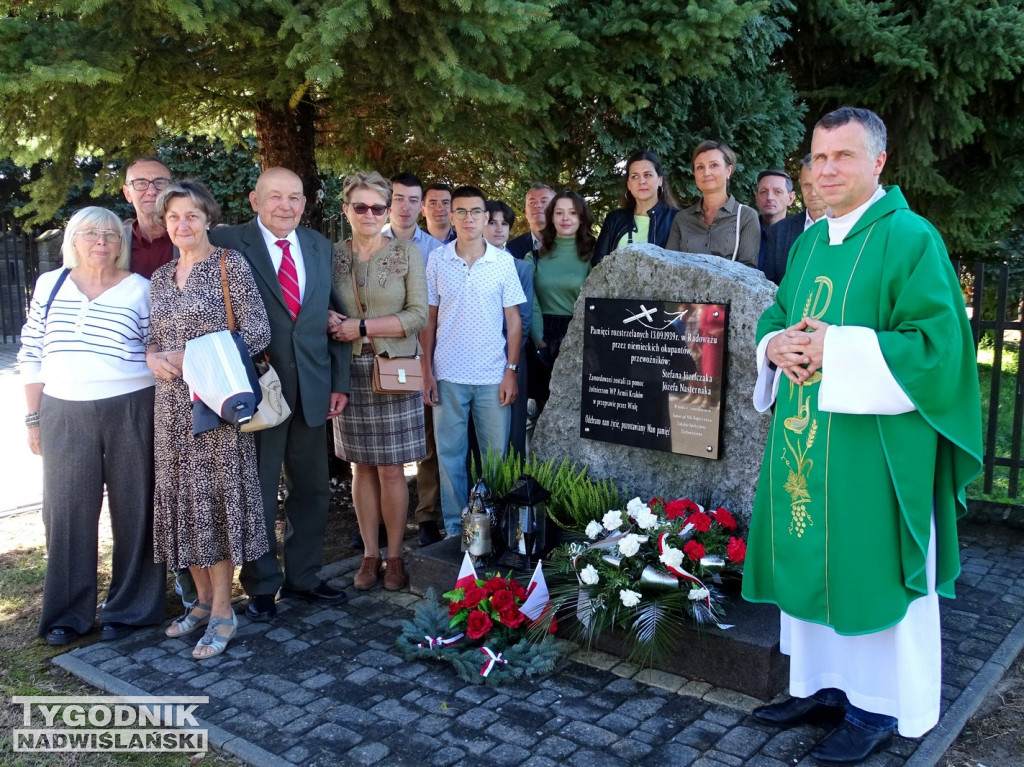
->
[0,218,39,343]
[959,260,1024,498]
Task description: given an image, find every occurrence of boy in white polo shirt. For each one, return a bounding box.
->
[422,185,525,538]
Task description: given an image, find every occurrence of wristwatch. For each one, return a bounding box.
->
[359,319,367,337]
[505,363,518,372]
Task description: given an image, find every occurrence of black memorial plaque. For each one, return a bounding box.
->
[579,297,727,459]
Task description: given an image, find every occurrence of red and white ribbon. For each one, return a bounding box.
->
[479,646,507,677]
[417,633,464,649]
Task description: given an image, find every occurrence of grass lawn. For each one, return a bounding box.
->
[0,508,241,767]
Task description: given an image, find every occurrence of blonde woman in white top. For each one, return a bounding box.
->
[19,206,166,646]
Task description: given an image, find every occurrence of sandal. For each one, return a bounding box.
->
[191,612,237,660]
[165,601,212,638]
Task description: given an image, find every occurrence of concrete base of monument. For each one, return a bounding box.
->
[407,536,789,700]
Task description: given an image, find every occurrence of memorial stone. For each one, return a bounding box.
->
[533,244,777,526]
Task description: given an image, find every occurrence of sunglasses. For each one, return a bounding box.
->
[350,202,389,216]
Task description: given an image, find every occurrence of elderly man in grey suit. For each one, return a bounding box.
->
[210,167,351,621]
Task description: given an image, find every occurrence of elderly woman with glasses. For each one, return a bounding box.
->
[148,180,271,659]
[328,171,428,591]
[18,207,167,646]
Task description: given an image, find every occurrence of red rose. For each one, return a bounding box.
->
[683,541,706,561]
[687,513,713,532]
[727,537,747,563]
[449,600,465,617]
[466,610,493,640]
[499,607,524,627]
[510,581,528,601]
[714,507,737,530]
[463,586,487,609]
[484,577,509,594]
[548,614,559,634]
[491,589,515,612]
[649,496,665,508]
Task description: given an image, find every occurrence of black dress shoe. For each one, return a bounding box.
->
[280,581,348,606]
[753,696,846,728]
[45,626,81,646]
[418,521,443,547]
[99,622,134,642]
[810,721,893,765]
[246,594,277,622]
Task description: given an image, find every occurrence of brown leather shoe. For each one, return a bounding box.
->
[383,557,408,591]
[353,556,382,590]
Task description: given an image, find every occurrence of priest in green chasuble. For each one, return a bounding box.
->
[743,107,982,765]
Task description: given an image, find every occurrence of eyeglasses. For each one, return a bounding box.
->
[350,202,389,216]
[76,229,123,242]
[452,208,486,221]
[126,177,171,192]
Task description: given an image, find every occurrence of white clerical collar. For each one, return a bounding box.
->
[825,186,886,245]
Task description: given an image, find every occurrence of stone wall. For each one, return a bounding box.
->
[532,244,777,526]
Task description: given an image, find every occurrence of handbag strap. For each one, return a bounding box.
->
[732,203,744,261]
[43,267,71,325]
[349,247,382,356]
[219,249,235,332]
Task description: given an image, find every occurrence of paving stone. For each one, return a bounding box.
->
[302,672,337,689]
[713,725,770,758]
[494,701,554,730]
[528,689,563,708]
[416,714,452,736]
[282,713,321,735]
[250,673,299,694]
[282,745,312,763]
[454,684,500,705]
[261,703,305,727]
[383,729,442,756]
[265,627,296,642]
[559,720,619,748]
[595,712,640,736]
[280,639,311,655]
[306,722,363,748]
[570,650,620,670]
[609,662,639,678]
[633,667,686,692]
[346,666,382,684]
[230,688,279,714]
[693,753,743,766]
[566,746,629,767]
[417,670,461,693]
[439,724,498,754]
[536,734,577,759]
[281,687,318,706]
[369,699,419,722]
[429,746,466,766]
[647,742,701,765]
[486,721,542,749]
[458,706,501,728]
[391,661,430,681]
[484,743,531,766]
[743,757,790,767]
[415,693,461,717]
[345,742,391,764]
[150,656,195,674]
[522,758,559,767]
[610,736,653,762]
[205,678,245,697]
[702,707,744,727]
[759,726,818,761]
[481,692,512,710]
[672,720,727,750]
[355,648,404,668]
[701,688,762,714]
[549,698,606,723]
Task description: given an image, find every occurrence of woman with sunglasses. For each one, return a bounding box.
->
[18,207,166,646]
[328,171,428,591]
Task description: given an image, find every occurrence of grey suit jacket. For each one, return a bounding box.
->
[763,212,807,286]
[210,220,351,427]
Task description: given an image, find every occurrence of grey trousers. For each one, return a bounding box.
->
[38,388,167,636]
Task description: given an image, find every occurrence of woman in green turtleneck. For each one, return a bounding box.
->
[528,191,596,419]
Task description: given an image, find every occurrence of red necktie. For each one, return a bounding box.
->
[276,239,300,321]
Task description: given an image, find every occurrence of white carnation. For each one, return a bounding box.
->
[617,533,642,558]
[585,520,603,540]
[626,497,646,516]
[688,587,710,602]
[633,505,657,530]
[619,589,642,608]
[602,510,624,531]
[659,545,684,569]
[580,564,600,585]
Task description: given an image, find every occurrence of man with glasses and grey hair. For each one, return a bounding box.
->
[421,185,525,540]
[121,156,174,278]
[507,182,554,260]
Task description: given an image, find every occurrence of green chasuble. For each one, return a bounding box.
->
[742,187,982,635]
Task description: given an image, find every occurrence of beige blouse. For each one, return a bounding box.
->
[332,237,428,359]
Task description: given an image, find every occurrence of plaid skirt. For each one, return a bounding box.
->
[332,350,426,466]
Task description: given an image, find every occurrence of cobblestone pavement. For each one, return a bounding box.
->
[52,523,1024,767]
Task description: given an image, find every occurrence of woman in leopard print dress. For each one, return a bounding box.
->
[148,180,271,659]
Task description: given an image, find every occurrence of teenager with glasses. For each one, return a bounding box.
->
[422,186,525,540]
[328,171,428,590]
[121,156,176,279]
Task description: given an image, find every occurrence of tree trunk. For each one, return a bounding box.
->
[253,94,324,232]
